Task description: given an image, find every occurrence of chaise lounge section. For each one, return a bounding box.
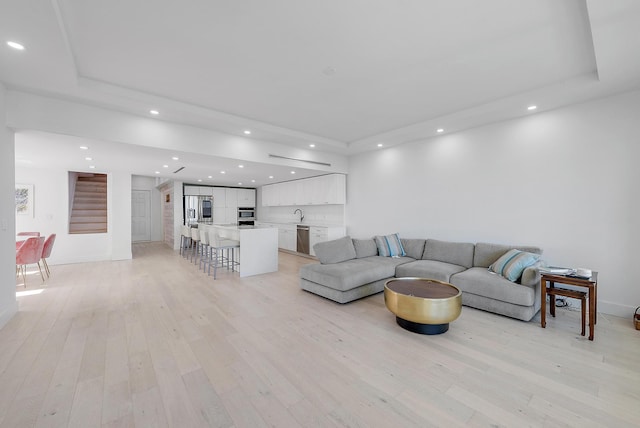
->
[299,236,543,321]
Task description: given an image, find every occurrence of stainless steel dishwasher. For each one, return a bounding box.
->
[297,225,310,254]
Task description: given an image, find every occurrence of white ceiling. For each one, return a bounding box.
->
[2,0,640,184]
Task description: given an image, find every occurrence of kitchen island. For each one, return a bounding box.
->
[198,224,278,277]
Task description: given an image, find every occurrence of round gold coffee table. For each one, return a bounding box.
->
[384,278,462,334]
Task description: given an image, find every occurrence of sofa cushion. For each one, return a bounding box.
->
[395,259,467,282]
[353,238,378,258]
[374,234,406,257]
[300,257,402,292]
[361,255,414,270]
[489,249,540,282]
[451,267,536,307]
[400,239,426,260]
[474,242,542,268]
[314,236,357,264]
[422,239,475,268]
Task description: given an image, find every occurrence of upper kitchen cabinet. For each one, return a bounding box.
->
[278,181,296,206]
[261,174,346,206]
[183,185,201,196]
[237,188,256,207]
[309,174,346,205]
[211,187,226,206]
[225,188,238,208]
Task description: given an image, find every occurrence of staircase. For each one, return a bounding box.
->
[69,174,108,234]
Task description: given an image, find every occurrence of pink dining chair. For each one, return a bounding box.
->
[17,231,40,237]
[16,236,46,287]
[41,233,57,278]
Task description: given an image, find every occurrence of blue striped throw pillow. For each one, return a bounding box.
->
[374,234,406,258]
[489,249,540,282]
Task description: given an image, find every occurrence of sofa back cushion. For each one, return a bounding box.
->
[474,242,542,268]
[422,239,475,268]
[400,239,426,260]
[314,236,357,264]
[353,238,378,258]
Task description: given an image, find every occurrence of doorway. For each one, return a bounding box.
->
[131,190,151,242]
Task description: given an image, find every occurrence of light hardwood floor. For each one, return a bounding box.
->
[2,242,639,427]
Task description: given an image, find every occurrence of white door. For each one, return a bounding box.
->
[132,190,151,242]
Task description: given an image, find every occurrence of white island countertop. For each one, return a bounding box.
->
[198,224,278,277]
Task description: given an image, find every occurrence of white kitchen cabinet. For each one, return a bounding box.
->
[226,188,238,209]
[309,227,328,256]
[211,187,226,206]
[237,188,256,207]
[309,226,346,256]
[278,181,295,206]
[213,207,227,224]
[225,207,238,225]
[183,185,201,196]
[312,174,346,204]
[261,174,345,207]
[261,185,274,206]
[278,225,296,251]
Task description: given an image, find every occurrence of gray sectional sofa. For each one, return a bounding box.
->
[299,236,543,321]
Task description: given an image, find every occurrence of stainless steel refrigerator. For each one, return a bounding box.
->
[184,195,213,225]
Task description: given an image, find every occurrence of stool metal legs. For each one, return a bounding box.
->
[207,246,239,279]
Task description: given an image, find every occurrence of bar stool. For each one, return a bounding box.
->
[198,229,210,271]
[180,225,191,257]
[546,286,587,336]
[207,230,240,279]
[190,228,201,264]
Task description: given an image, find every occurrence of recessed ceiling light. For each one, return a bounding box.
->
[197,179,202,182]
[7,41,25,50]
[208,175,212,179]
[290,171,296,174]
[85,157,92,161]
[154,171,160,174]
[150,110,159,115]
[238,182,243,185]
[251,179,256,183]
[172,156,179,160]
[244,130,251,135]
[89,165,95,169]
[377,143,383,147]
[269,176,274,179]
[309,144,315,148]
[527,105,537,111]
[80,146,89,150]
[436,128,444,133]
[238,165,244,168]
[220,171,226,174]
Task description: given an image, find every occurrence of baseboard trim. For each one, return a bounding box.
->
[598,300,638,318]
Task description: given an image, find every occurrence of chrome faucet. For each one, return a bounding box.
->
[294,208,304,223]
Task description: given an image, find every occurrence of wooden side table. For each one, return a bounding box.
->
[540,272,598,340]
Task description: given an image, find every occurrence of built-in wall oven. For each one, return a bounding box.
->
[238,207,255,227]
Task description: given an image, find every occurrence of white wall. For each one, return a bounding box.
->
[0,84,18,329]
[14,167,132,264]
[132,175,163,241]
[111,172,132,260]
[346,90,640,318]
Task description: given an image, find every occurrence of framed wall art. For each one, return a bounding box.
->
[15,183,34,217]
